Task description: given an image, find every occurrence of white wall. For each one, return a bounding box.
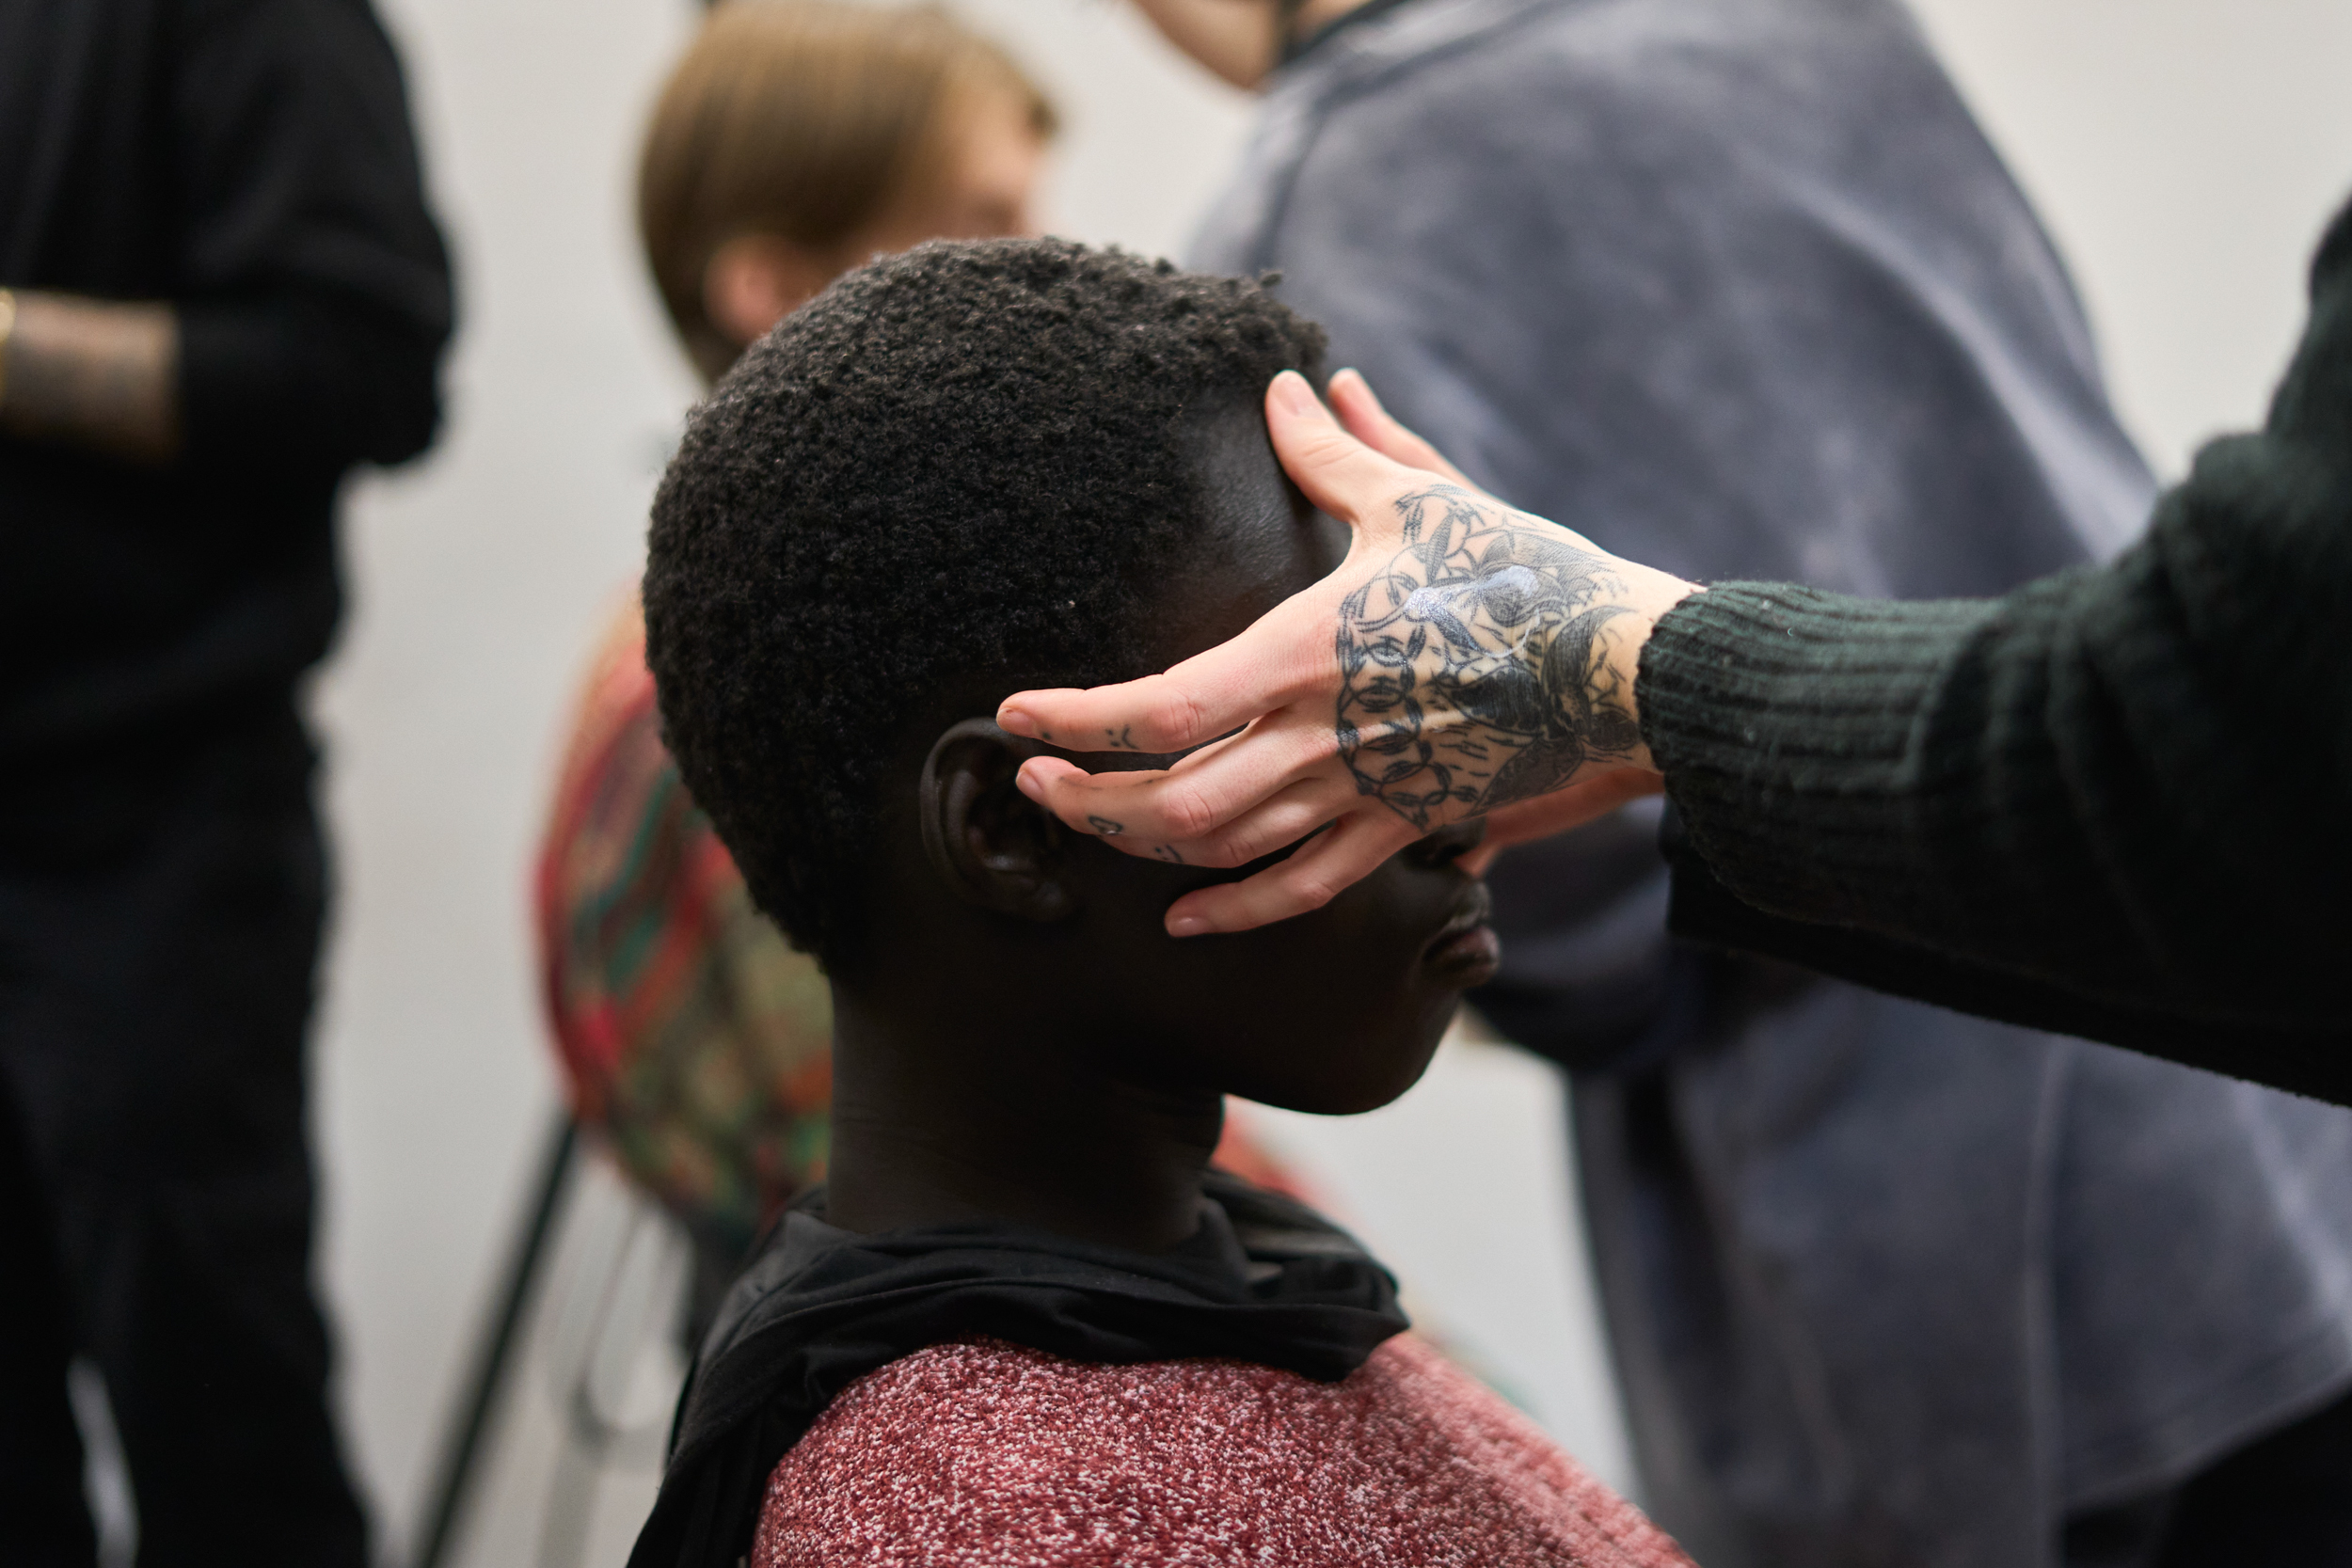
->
[311,1,2352,1561]
[1906,0,2352,477]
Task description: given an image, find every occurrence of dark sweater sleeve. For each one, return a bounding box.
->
[170,0,453,471]
[1637,196,2352,1070]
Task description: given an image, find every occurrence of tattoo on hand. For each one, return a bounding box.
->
[1336,485,1642,830]
[1104,725,1138,751]
[1088,815,1125,836]
[1152,844,1184,863]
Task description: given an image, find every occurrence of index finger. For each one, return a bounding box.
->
[996,591,1327,753]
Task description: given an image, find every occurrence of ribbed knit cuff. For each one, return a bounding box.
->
[1635,582,1997,924]
[178,293,443,472]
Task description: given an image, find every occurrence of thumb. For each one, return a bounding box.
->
[1458,771,1667,875]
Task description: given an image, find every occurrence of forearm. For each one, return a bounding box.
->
[1639,579,2099,964]
[1637,197,2352,1026]
[0,290,182,464]
[1661,820,2352,1102]
[1639,545,2348,1026]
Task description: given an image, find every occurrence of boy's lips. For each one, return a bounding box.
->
[1422,882,1502,988]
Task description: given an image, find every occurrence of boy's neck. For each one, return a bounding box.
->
[821,987,1225,1253]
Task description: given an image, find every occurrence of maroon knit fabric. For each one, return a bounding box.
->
[752,1333,1692,1567]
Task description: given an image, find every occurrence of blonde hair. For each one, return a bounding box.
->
[639,1,1057,380]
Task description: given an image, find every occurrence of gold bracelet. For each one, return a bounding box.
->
[0,287,16,408]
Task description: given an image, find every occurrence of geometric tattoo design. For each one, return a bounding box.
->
[1337,484,1643,830]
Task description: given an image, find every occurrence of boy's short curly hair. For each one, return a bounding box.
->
[644,239,1327,970]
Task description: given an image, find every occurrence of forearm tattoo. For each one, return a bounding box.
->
[1337,485,1642,829]
[0,293,180,462]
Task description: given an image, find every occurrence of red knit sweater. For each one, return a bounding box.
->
[752,1333,1691,1567]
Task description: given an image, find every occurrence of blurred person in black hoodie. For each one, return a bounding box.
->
[0,1,452,1562]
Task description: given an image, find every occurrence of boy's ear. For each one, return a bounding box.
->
[918,720,1075,923]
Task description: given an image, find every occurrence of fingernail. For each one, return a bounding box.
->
[998,705,1036,736]
[1013,761,1044,799]
[1168,913,1212,939]
[1269,371,1318,418]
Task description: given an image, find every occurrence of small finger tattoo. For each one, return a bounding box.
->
[1088,815,1124,836]
[1152,845,1184,863]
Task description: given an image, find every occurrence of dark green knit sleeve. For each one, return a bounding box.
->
[1637,197,2352,1037]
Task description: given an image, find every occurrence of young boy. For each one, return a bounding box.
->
[628,239,1690,1568]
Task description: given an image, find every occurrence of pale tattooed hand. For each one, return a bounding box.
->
[1337,483,1645,829]
[999,369,1698,936]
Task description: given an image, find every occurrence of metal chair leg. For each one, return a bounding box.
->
[412,1112,580,1568]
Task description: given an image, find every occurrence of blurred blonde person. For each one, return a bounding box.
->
[639,1,1055,383]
